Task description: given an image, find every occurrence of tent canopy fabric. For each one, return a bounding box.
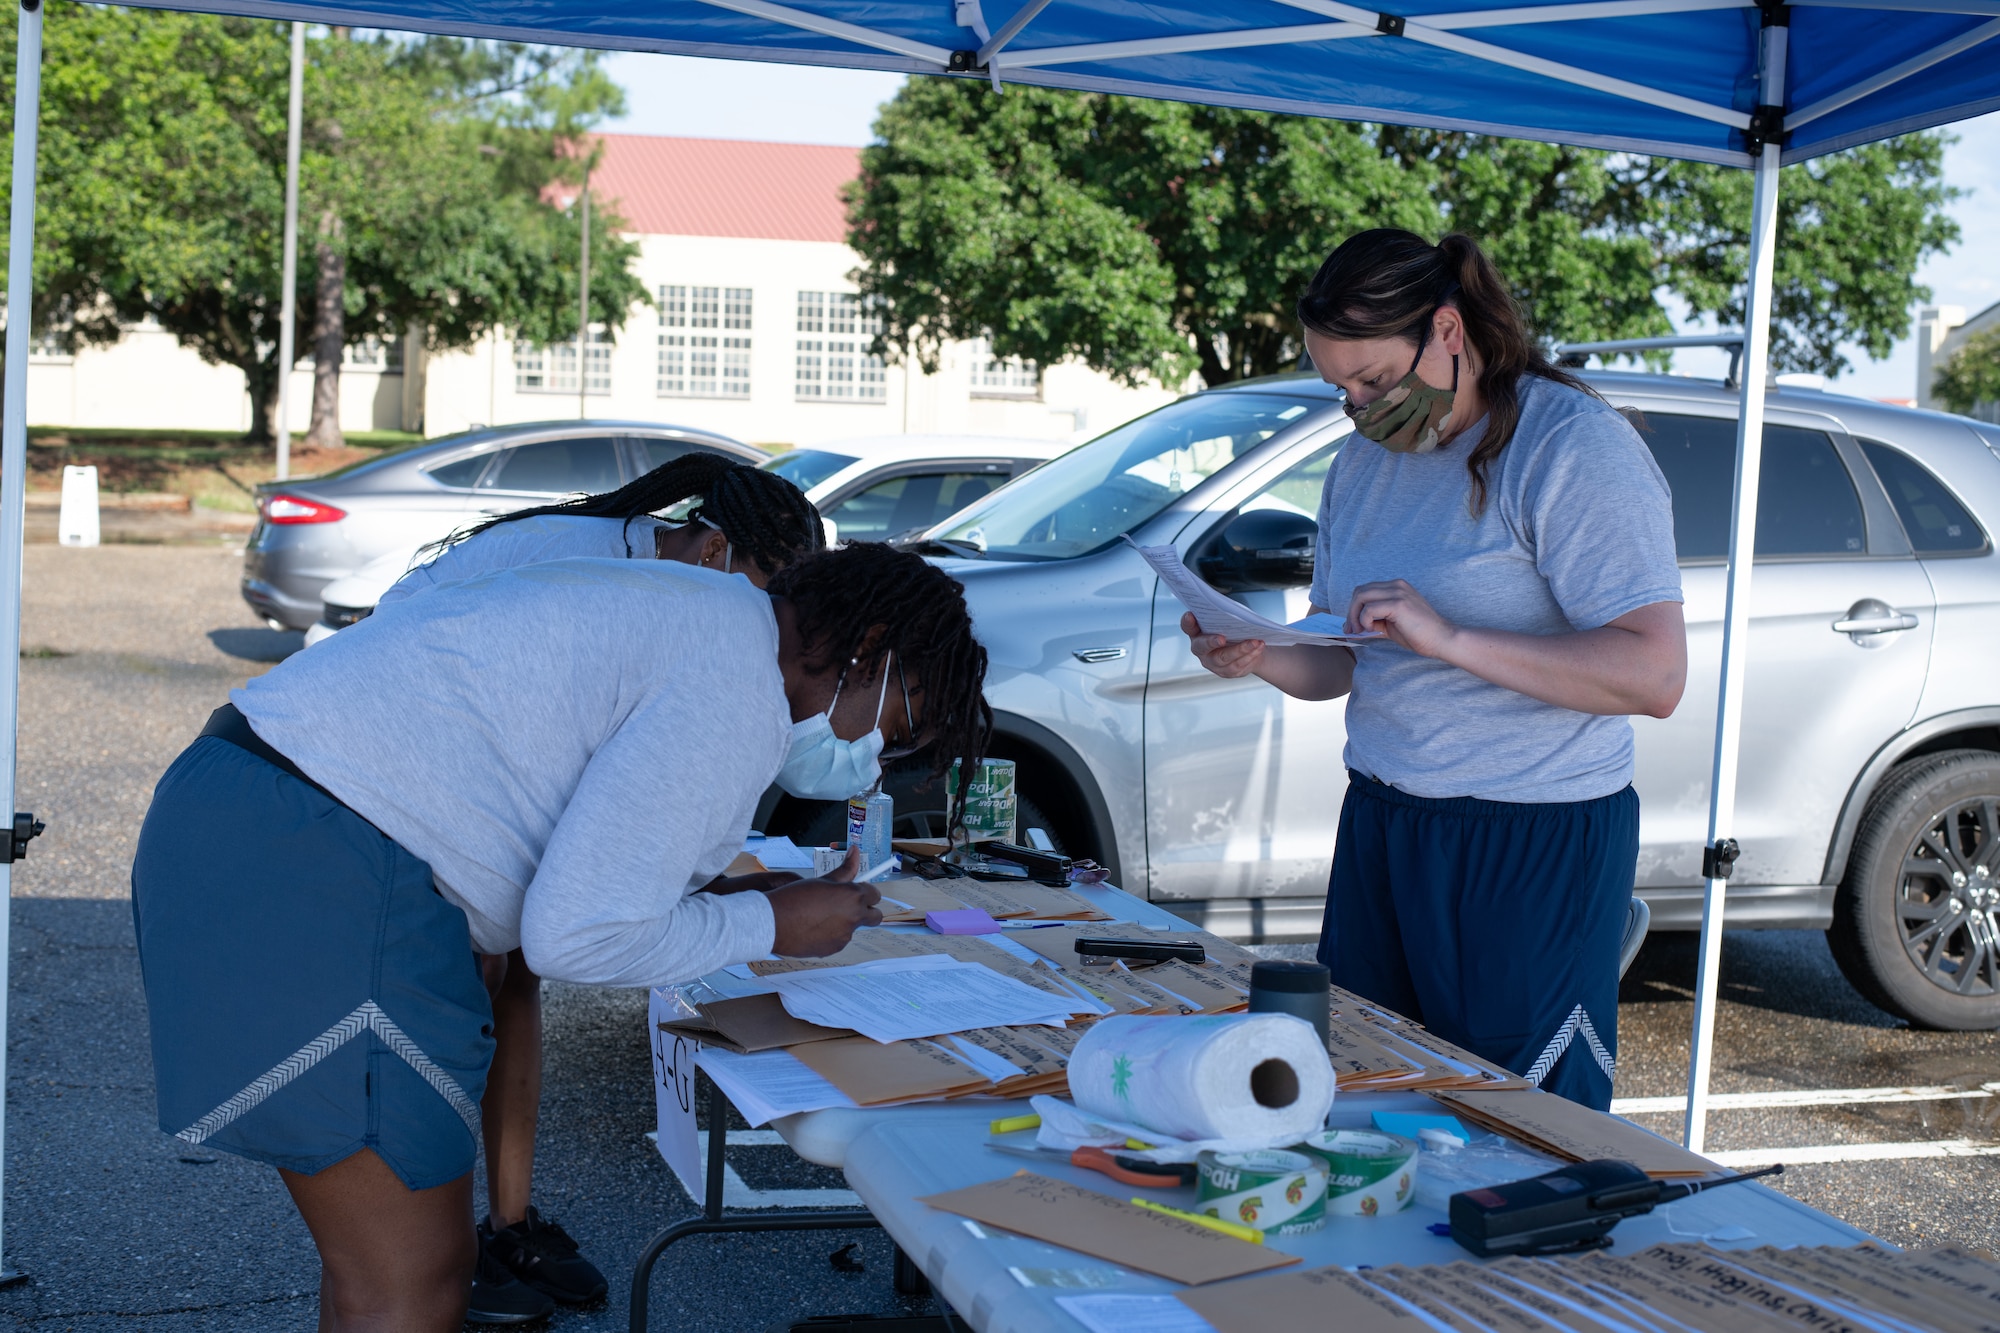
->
[117,0,2000,167]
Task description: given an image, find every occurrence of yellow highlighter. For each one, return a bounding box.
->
[1129,1197,1264,1245]
[988,1112,1041,1135]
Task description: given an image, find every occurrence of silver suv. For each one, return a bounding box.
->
[242,420,761,629]
[757,369,2000,1030]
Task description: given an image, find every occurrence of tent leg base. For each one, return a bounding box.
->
[0,1268,28,1288]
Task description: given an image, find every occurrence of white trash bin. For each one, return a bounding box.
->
[58,465,100,547]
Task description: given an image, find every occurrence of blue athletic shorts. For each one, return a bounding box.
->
[1318,772,1638,1111]
[132,732,494,1189]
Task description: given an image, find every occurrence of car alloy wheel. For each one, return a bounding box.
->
[1829,749,2000,1030]
[1894,796,2000,998]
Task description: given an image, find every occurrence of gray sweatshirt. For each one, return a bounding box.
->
[235,558,787,987]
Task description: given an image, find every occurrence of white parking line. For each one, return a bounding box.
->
[642,1129,864,1209]
[1613,1082,2000,1115]
[1707,1138,2000,1168]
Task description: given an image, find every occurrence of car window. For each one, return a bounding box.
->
[931,391,1330,561]
[636,436,733,475]
[1858,439,1988,555]
[762,449,859,492]
[478,436,623,495]
[425,453,490,489]
[1633,413,1866,559]
[826,471,1002,543]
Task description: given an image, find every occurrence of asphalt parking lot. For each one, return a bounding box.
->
[0,542,1994,1331]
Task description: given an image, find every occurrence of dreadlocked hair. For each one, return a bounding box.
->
[431,451,824,576]
[769,542,992,836]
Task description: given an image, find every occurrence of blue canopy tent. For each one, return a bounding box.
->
[1,0,1997,1276]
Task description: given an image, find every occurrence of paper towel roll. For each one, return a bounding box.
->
[1066,1013,1334,1146]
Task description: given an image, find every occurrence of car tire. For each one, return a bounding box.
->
[1827,749,2000,1030]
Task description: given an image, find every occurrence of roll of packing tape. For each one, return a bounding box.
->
[1297,1130,1418,1217]
[1195,1148,1328,1237]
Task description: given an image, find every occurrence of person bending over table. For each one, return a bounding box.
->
[132,542,992,1332]
[1185,229,1686,1111]
[376,450,826,1320]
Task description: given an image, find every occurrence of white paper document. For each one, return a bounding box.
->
[695,1046,855,1126]
[764,955,1089,1044]
[1125,537,1384,647]
[743,834,815,870]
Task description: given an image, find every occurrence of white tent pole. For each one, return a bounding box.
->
[0,0,45,1283]
[1683,17,1787,1156]
[576,161,590,419]
[274,22,303,480]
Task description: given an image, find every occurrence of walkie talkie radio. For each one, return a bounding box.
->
[1449,1159,1783,1257]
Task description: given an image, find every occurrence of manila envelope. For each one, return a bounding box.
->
[1179,1265,1437,1332]
[1431,1088,1717,1178]
[870,877,974,924]
[789,1035,990,1105]
[682,992,851,1053]
[942,879,1111,921]
[918,1171,1297,1285]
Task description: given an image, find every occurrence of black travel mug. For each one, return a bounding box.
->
[1248,960,1331,1048]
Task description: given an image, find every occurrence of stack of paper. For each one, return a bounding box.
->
[693,1046,856,1125]
[872,876,1112,924]
[1126,538,1386,648]
[764,956,1092,1044]
[1182,1242,2000,1333]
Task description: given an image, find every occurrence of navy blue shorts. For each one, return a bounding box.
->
[132,733,494,1189]
[1317,772,1638,1110]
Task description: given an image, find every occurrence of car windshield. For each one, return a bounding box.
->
[763,449,859,493]
[923,392,1332,561]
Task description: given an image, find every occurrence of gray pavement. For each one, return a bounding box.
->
[0,544,1994,1331]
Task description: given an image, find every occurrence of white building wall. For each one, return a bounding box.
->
[420,232,1178,449]
[28,319,406,435]
[1919,301,2000,424]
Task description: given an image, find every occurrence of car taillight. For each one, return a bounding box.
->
[261,494,346,524]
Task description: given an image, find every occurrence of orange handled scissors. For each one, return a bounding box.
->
[984,1141,1195,1188]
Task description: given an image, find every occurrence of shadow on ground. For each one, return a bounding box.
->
[206,628,303,663]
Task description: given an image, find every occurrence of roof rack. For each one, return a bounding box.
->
[1554,334,1746,389]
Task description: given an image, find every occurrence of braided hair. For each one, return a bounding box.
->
[769,542,992,833]
[439,451,824,577]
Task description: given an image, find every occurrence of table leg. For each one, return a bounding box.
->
[628,1079,881,1333]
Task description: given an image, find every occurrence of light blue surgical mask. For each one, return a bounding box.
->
[775,664,891,800]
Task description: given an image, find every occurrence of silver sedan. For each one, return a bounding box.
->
[240,420,761,630]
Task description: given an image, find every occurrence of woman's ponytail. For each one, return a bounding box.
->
[1299,230,1595,513]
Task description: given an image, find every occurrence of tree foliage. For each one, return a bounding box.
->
[2,6,647,439]
[1934,327,2000,417]
[848,82,1959,387]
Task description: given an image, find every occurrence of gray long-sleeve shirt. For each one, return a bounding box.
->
[235,558,788,987]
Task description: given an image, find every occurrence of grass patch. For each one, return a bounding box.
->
[26,429,412,503]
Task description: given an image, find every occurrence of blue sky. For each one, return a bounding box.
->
[602,51,2000,403]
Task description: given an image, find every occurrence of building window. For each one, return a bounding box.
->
[660,285,751,398]
[515,327,611,395]
[968,337,1039,398]
[796,291,886,402]
[343,336,404,372]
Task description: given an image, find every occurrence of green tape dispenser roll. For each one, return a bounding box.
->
[1297,1129,1419,1216]
[1194,1148,1327,1237]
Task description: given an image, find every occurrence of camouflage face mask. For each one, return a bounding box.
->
[1345,325,1460,454]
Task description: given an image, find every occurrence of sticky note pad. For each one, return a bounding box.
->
[926,908,1002,935]
[1371,1111,1469,1144]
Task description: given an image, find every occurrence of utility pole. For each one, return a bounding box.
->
[275,23,304,479]
[576,163,590,420]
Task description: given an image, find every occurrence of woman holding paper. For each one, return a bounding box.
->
[132,542,991,1331]
[370,450,825,1319]
[1184,229,1685,1112]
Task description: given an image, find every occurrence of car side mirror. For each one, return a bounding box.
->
[1195,509,1317,592]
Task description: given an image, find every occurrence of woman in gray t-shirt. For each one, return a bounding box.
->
[1185,229,1686,1111]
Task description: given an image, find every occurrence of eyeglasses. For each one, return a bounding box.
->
[879,658,923,760]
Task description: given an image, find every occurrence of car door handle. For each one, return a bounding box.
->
[1831,604,1919,635]
[1073,647,1128,663]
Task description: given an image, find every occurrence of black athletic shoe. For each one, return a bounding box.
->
[487,1208,608,1305]
[466,1228,556,1326]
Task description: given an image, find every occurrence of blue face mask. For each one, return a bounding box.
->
[774,665,891,801]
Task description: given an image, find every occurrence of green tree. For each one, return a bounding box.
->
[1934,328,2000,417]
[1,6,646,442]
[848,82,1959,387]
